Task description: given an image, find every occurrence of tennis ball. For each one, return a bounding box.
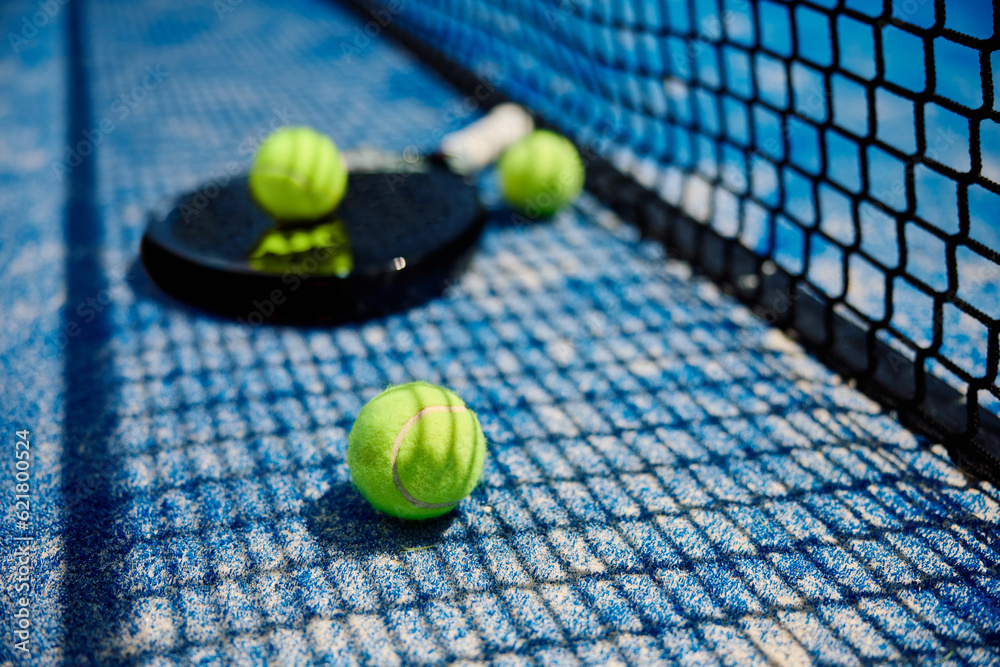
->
[249,126,348,224]
[348,382,487,520]
[497,129,584,218]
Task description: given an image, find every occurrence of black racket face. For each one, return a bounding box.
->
[141,154,484,323]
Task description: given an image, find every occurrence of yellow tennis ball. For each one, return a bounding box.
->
[249,126,348,224]
[348,382,487,520]
[497,129,585,218]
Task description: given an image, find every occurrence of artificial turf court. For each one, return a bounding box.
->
[1,0,998,664]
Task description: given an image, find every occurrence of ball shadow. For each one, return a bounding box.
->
[303,479,457,556]
[487,206,552,231]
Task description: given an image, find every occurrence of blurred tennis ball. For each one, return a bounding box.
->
[249,126,348,224]
[248,220,353,277]
[497,129,584,218]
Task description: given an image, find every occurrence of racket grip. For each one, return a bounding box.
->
[436,103,534,176]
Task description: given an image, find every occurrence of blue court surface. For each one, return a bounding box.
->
[1,0,999,665]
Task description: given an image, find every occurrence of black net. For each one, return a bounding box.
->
[347,0,1000,484]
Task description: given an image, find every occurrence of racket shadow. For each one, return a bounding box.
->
[129,252,458,334]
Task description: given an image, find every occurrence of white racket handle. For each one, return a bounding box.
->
[438,103,535,175]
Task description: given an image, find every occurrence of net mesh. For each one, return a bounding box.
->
[359,0,1000,482]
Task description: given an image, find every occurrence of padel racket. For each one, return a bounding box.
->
[140,104,534,323]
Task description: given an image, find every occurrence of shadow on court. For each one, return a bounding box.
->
[304,480,456,556]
